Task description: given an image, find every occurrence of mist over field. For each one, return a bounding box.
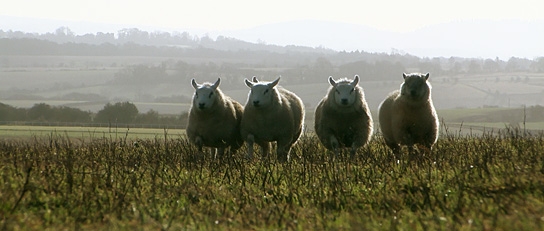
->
[1,19,544,130]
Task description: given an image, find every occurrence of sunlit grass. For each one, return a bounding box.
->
[0,125,185,140]
[1,127,543,230]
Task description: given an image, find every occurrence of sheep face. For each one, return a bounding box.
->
[400,73,430,100]
[191,78,220,110]
[329,75,359,107]
[244,77,280,108]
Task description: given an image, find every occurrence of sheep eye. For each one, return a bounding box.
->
[195,93,199,98]
[350,88,354,94]
[335,89,340,94]
[264,89,269,94]
[208,92,213,98]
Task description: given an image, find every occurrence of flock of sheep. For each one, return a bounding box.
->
[186,72,439,162]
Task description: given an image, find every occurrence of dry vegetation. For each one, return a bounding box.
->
[1,126,544,230]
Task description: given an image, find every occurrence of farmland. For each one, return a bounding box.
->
[3,54,544,116]
[1,36,544,230]
[1,126,543,230]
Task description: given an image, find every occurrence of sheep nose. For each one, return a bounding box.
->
[410,90,417,96]
[198,103,205,108]
[252,100,260,106]
[341,98,348,105]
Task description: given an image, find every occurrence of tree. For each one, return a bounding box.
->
[530,57,544,72]
[483,58,499,72]
[0,103,26,121]
[467,60,482,73]
[27,103,91,122]
[54,106,92,123]
[418,59,442,76]
[314,57,334,71]
[135,109,160,124]
[94,102,139,124]
[28,103,52,121]
[55,27,74,37]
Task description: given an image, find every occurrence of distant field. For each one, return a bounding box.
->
[1,68,118,93]
[3,61,544,115]
[0,125,185,140]
[438,107,505,121]
[1,120,542,142]
[447,122,544,132]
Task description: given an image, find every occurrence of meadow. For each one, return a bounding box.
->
[1,125,543,230]
[0,125,185,141]
[3,59,544,116]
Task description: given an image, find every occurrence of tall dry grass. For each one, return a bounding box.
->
[1,127,543,230]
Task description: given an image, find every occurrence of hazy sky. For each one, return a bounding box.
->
[2,0,543,33]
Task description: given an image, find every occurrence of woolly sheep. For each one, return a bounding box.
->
[314,75,373,157]
[241,76,305,162]
[378,72,439,154]
[186,78,244,158]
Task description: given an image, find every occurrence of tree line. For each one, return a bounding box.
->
[2,27,544,74]
[0,102,186,127]
[2,40,543,79]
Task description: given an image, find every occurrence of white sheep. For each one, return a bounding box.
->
[314,75,373,157]
[186,78,244,158]
[378,72,439,154]
[240,76,305,162]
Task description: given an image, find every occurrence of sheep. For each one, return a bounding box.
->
[378,72,439,154]
[186,78,244,158]
[240,76,305,162]
[314,75,373,157]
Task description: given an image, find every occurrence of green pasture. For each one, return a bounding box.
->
[449,122,544,130]
[1,129,544,230]
[0,125,185,140]
[1,68,118,93]
[438,107,506,121]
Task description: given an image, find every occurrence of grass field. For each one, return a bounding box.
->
[0,125,185,141]
[1,126,543,230]
[3,63,544,115]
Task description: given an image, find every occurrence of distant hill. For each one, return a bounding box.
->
[216,19,544,59]
[2,16,543,59]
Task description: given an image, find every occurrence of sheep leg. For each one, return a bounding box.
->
[246,134,255,160]
[384,139,400,156]
[229,144,240,155]
[330,135,339,156]
[349,143,358,158]
[257,141,270,157]
[276,141,291,163]
[195,136,203,152]
[401,132,414,152]
[216,147,225,159]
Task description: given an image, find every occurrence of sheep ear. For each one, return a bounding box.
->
[403,73,407,79]
[252,76,259,82]
[244,78,254,87]
[212,78,221,89]
[191,78,199,89]
[269,77,280,87]
[424,73,430,80]
[351,75,359,86]
[328,76,337,86]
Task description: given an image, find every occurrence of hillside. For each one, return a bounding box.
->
[1,27,544,125]
[3,16,544,59]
